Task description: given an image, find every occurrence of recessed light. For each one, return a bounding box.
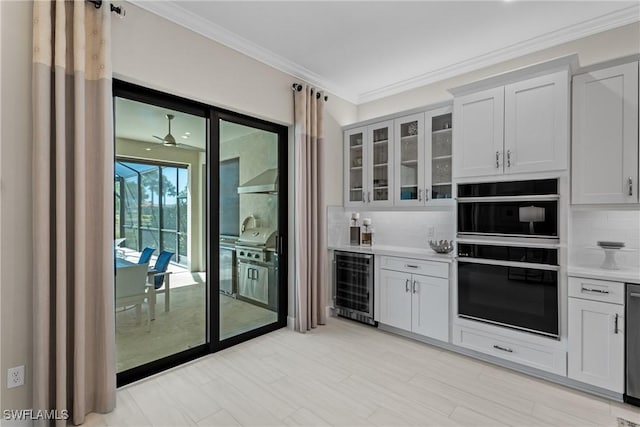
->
[181,135,189,139]
[145,148,152,151]
[185,132,191,136]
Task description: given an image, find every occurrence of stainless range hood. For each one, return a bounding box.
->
[237,168,278,194]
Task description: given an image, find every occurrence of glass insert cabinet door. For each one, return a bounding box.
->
[394,113,425,206]
[345,127,366,205]
[367,121,394,206]
[429,109,453,200]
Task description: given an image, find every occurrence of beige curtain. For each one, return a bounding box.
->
[294,85,327,332]
[32,1,115,425]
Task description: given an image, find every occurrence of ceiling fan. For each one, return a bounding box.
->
[152,114,200,150]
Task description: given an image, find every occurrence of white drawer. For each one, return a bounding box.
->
[568,276,625,305]
[380,256,448,278]
[453,325,567,376]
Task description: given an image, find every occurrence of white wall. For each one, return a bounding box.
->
[0,0,34,413]
[357,22,640,121]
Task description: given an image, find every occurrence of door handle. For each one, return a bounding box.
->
[362,191,365,203]
[418,189,422,202]
[425,189,429,202]
[405,279,410,293]
[614,313,620,334]
[629,177,633,196]
[246,267,252,279]
[254,269,259,280]
[506,150,511,168]
[495,151,500,168]
[368,191,371,203]
[412,280,417,294]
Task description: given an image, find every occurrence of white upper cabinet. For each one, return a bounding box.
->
[451,58,572,179]
[453,87,505,179]
[393,108,453,206]
[504,71,569,174]
[344,121,394,207]
[344,126,367,206]
[394,113,425,207]
[571,61,639,204]
[367,121,395,207]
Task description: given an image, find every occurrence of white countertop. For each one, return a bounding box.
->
[328,244,454,263]
[568,265,640,284]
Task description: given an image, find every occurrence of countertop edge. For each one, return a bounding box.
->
[568,266,640,284]
[328,244,454,263]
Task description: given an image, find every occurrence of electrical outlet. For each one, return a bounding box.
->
[427,226,435,238]
[7,366,24,389]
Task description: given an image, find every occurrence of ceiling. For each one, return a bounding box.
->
[115,97,260,150]
[131,1,640,104]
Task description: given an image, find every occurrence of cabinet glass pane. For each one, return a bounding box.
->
[400,120,419,201]
[372,124,389,202]
[349,132,364,202]
[431,113,452,199]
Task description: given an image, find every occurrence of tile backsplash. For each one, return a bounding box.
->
[327,206,455,249]
[569,209,640,270]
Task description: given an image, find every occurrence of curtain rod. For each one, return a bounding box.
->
[86,0,126,17]
[292,83,328,102]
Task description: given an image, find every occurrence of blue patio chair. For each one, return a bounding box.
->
[146,250,174,313]
[138,247,155,265]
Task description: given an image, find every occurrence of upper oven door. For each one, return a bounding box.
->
[457,196,559,238]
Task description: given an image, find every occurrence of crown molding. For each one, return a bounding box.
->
[130,1,638,106]
[356,4,640,104]
[129,0,359,103]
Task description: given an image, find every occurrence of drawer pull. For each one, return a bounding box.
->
[581,286,609,294]
[493,344,513,353]
[405,264,419,269]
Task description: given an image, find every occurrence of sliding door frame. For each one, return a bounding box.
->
[209,110,288,352]
[113,80,288,386]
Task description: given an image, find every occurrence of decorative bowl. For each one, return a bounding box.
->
[429,240,454,254]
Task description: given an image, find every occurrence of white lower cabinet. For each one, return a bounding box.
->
[452,324,567,376]
[379,257,449,342]
[568,277,625,393]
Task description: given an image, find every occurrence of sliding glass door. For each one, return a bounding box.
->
[113,86,209,384]
[113,81,288,385]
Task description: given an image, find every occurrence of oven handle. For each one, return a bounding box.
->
[457,257,559,271]
[456,194,559,203]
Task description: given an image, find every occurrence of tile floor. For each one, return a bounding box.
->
[93,317,640,426]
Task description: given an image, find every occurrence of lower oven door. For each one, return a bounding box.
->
[458,258,559,337]
[238,261,269,305]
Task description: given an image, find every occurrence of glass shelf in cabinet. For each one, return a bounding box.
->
[432,128,452,135]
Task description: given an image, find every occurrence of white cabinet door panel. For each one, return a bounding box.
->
[344,127,367,207]
[379,269,412,331]
[453,87,504,178]
[411,274,449,342]
[568,298,624,392]
[504,71,569,174]
[572,62,639,204]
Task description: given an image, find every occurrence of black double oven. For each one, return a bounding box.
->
[457,179,560,338]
